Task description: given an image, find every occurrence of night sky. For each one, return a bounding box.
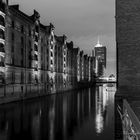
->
[10,0,116,76]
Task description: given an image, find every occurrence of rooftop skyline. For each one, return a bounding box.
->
[10,0,116,76]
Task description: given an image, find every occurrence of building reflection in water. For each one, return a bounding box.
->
[0,84,116,140]
[95,84,108,134]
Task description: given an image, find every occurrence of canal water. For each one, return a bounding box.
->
[0,84,117,140]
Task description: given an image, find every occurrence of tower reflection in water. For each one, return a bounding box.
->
[0,84,116,140]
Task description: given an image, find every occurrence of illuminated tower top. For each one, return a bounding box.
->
[95,37,103,48]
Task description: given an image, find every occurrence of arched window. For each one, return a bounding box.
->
[0,43,4,52]
[0,16,5,26]
[34,44,38,51]
[0,29,5,39]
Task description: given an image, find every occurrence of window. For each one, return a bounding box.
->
[35,26,39,33]
[51,52,53,57]
[0,43,4,52]
[34,54,38,61]
[29,40,31,49]
[21,37,24,45]
[21,25,24,33]
[35,75,38,83]
[28,60,31,68]
[11,33,14,41]
[51,60,53,65]
[21,60,23,66]
[12,21,14,28]
[0,16,5,26]
[28,26,31,36]
[34,44,38,51]
[28,73,31,83]
[11,72,15,84]
[35,35,38,42]
[21,48,23,55]
[51,45,53,50]
[11,56,14,65]
[21,72,24,84]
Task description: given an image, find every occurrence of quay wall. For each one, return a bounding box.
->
[0,82,95,104]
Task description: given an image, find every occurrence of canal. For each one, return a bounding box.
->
[0,84,117,140]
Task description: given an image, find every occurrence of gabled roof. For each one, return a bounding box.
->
[9,5,33,23]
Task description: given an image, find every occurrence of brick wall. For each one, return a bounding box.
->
[116,0,140,90]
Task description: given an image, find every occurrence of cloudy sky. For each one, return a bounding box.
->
[10,0,116,76]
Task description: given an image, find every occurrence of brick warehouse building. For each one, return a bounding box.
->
[0,0,95,102]
[116,0,140,92]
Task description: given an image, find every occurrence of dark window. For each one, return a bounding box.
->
[0,61,4,66]
[41,63,43,69]
[35,75,38,83]
[51,60,53,65]
[12,21,14,28]
[11,33,14,41]
[21,25,24,33]
[11,57,14,65]
[29,60,32,68]
[35,35,38,42]
[21,37,24,46]
[28,73,31,83]
[21,48,23,55]
[0,43,4,52]
[35,26,39,33]
[34,44,38,51]
[21,60,23,66]
[28,27,31,36]
[51,52,53,57]
[11,72,15,84]
[0,16,5,26]
[34,54,38,61]
[51,45,53,49]
[41,38,43,43]
[21,72,24,84]
[0,29,5,39]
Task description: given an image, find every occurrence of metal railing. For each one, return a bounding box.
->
[117,99,140,140]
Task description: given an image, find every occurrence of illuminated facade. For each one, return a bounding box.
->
[0,1,96,102]
[93,40,107,77]
[0,0,6,84]
[66,41,74,85]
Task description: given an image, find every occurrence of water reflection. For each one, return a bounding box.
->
[95,85,107,134]
[0,84,116,140]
